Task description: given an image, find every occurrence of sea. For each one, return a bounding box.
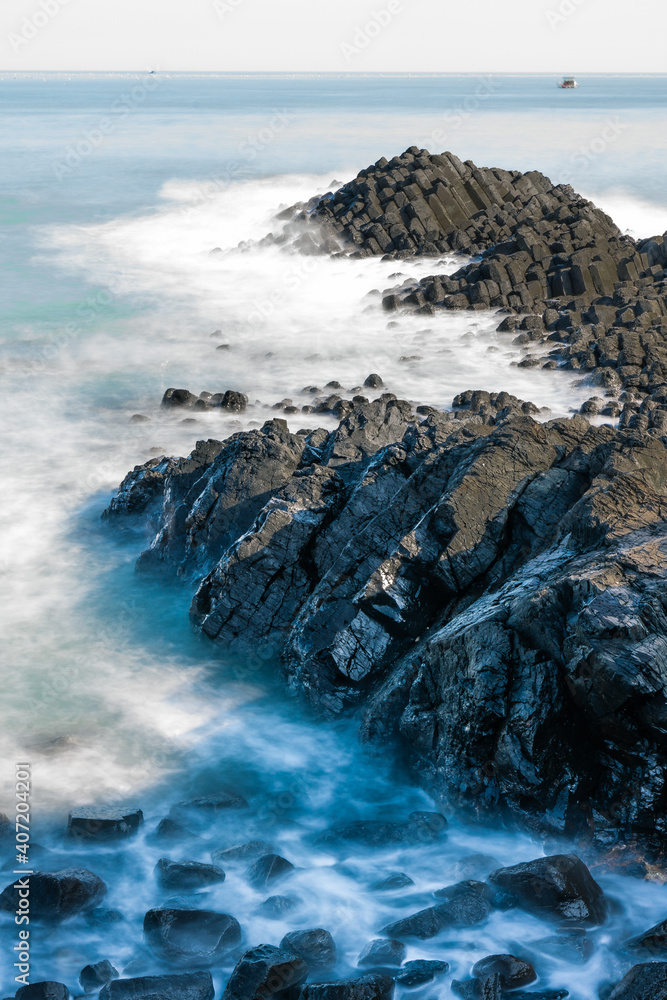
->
[1,73,667,997]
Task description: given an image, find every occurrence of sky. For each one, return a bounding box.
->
[1,0,665,74]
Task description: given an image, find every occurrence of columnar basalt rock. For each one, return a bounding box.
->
[105,152,667,856]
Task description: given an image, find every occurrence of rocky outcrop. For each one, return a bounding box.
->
[267,147,618,261]
[105,150,667,856]
[267,147,667,410]
[104,387,667,852]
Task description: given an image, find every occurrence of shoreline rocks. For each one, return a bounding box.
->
[103,150,667,858]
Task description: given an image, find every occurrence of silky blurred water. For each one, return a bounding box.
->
[1,74,667,998]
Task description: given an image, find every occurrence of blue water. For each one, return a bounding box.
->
[1,74,667,998]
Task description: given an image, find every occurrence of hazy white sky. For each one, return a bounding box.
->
[1,0,665,73]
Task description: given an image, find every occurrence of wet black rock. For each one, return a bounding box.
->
[364,374,384,388]
[608,962,667,998]
[66,806,143,842]
[155,858,226,891]
[256,894,300,918]
[163,387,199,408]
[143,907,241,965]
[625,915,667,956]
[488,855,607,925]
[245,853,295,889]
[99,972,214,1000]
[472,954,536,988]
[152,817,197,844]
[379,906,443,940]
[0,868,107,921]
[452,976,502,1000]
[223,944,309,1000]
[433,880,494,904]
[281,929,337,970]
[15,986,70,1000]
[369,873,414,892]
[212,840,275,866]
[358,938,406,967]
[394,960,449,987]
[80,960,119,992]
[382,889,490,940]
[169,792,248,820]
[300,973,394,1000]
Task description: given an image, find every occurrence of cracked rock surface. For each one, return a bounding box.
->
[105,385,667,854]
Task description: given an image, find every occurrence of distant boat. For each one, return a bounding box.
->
[558,78,578,89]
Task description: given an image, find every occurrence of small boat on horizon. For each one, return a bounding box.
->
[558,77,578,89]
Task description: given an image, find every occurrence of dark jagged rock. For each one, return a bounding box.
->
[472,954,536,988]
[99,972,214,1000]
[66,806,143,842]
[0,868,107,921]
[154,858,225,891]
[152,817,197,844]
[106,144,667,860]
[223,944,308,1000]
[105,384,667,852]
[162,387,248,412]
[263,147,667,407]
[256,894,300,918]
[488,855,606,925]
[608,962,667,998]
[433,879,494,903]
[451,975,502,1000]
[382,889,490,940]
[625,915,667,956]
[143,907,241,964]
[300,974,394,1000]
[16,986,70,1000]
[80,960,119,992]
[245,853,295,889]
[358,938,405,967]
[394,960,449,987]
[281,929,337,970]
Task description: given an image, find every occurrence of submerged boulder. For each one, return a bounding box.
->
[281,928,337,970]
[143,907,241,965]
[154,858,226,891]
